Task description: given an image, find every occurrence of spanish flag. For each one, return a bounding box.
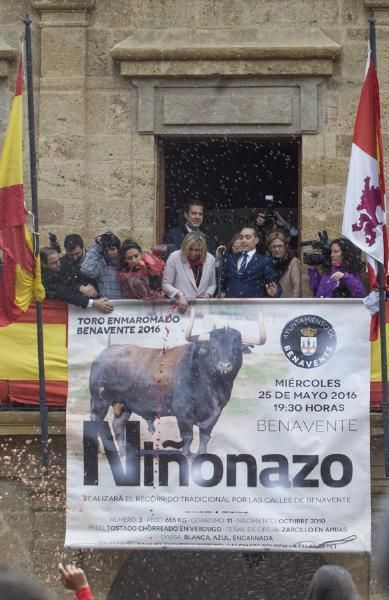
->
[0,299,68,407]
[0,57,45,327]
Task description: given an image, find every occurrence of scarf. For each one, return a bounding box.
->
[187,257,203,287]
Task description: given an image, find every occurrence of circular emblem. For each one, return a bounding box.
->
[280,314,336,369]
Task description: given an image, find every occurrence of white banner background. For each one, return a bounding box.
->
[65,299,371,552]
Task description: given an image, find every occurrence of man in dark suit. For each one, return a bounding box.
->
[220,226,281,298]
[40,247,113,313]
[164,201,218,254]
[59,233,98,298]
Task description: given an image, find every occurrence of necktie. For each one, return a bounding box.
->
[239,252,248,272]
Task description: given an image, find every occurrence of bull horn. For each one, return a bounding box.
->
[241,312,266,345]
[198,333,211,342]
[184,308,196,341]
[184,308,211,342]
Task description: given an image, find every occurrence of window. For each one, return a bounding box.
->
[158,137,300,247]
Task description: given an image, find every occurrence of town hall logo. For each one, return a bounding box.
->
[280,314,336,369]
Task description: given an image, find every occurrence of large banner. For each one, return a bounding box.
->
[65,299,371,552]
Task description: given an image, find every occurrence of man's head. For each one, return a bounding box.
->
[239,227,260,252]
[0,565,50,600]
[40,247,60,272]
[64,234,84,263]
[184,202,204,230]
[100,232,121,261]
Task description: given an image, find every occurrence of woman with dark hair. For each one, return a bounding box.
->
[118,240,165,300]
[226,232,243,255]
[162,231,216,312]
[267,231,301,297]
[308,238,365,298]
[307,565,360,600]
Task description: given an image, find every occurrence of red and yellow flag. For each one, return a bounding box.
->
[0,300,68,407]
[0,57,45,326]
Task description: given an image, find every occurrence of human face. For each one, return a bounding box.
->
[46,252,60,272]
[331,242,342,266]
[66,245,83,263]
[184,204,204,230]
[188,242,201,261]
[104,246,119,260]
[239,228,259,252]
[269,239,287,260]
[231,239,242,253]
[124,248,142,267]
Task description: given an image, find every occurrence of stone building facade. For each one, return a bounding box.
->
[0,0,389,598]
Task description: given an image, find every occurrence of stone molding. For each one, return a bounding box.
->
[0,411,65,435]
[0,39,17,78]
[31,0,95,26]
[131,77,321,136]
[365,0,389,7]
[111,26,341,78]
[31,0,95,10]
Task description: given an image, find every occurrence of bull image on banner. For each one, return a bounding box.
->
[65,299,371,552]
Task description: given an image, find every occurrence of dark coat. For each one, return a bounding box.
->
[59,253,96,290]
[41,268,89,308]
[221,251,281,298]
[164,224,218,255]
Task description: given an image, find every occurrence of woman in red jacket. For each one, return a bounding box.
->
[118,240,165,300]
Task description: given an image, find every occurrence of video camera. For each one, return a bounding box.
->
[300,230,331,267]
[262,194,277,228]
[48,232,61,254]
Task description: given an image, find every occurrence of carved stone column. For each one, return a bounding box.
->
[30,0,95,239]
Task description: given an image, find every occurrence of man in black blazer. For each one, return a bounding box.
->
[164,201,218,254]
[220,226,281,298]
[40,247,113,313]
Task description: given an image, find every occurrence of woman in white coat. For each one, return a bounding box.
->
[162,232,216,311]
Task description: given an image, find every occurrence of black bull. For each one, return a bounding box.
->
[89,310,266,455]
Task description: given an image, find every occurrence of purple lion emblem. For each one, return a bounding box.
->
[352,176,383,247]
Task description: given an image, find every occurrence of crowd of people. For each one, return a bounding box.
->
[0,561,366,599]
[39,200,366,314]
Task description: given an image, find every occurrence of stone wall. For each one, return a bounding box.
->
[0,0,389,598]
[0,0,387,252]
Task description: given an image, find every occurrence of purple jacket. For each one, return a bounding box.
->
[308,266,365,298]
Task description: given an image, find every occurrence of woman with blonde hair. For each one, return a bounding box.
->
[162,231,216,312]
[267,231,301,297]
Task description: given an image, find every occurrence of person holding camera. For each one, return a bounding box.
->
[255,196,298,252]
[308,238,365,298]
[267,231,301,297]
[81,231,123,299]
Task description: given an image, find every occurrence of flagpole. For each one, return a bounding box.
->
[23,15,49,470]
[369,12,389,476]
